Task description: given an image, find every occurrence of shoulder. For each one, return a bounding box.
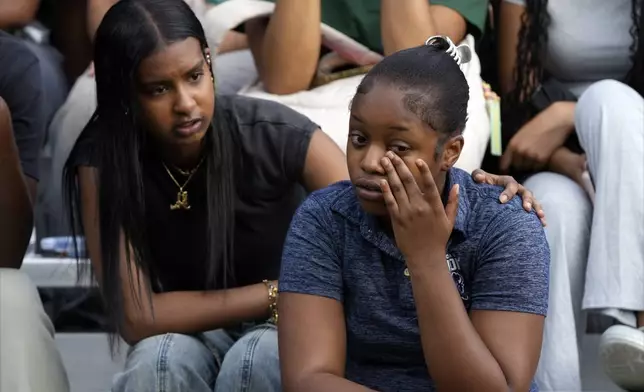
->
[0,33,38,67]
[298,180,354,216]
[67,120,101,168]
[217,94,319,132]
[0,34,40,88]
[453,168,545,244]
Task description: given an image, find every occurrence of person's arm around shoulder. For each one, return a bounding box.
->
[0,98,33,269]
[279,196,374,392]
[78,167,275,345]
[380,0,477,55]
[0,0,39,29]
[469,204,549,391]
[245,0,322,95]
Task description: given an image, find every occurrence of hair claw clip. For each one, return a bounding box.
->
[425,36,472,68]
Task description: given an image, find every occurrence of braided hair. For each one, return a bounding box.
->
[508,0,643,112]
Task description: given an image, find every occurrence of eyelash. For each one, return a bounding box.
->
[189,71,204,82]
[349,132,411,154]
[148,72,204,96]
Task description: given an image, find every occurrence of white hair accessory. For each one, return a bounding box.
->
[424,36,472,69]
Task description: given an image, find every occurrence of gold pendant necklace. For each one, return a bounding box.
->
[162,157,205,211]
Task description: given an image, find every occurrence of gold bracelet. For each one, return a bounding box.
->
[262,279,279,325]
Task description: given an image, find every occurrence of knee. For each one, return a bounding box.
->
[576,80,642,138]
[0,269,43,316]
[114,333,216,391]
[217,327,280,390]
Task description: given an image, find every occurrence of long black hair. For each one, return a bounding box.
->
[508,0,643,110]
[63,0,236,341]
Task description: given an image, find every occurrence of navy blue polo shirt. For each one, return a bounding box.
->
[279,168,550,392]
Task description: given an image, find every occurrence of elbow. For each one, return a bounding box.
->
[120,305,155,346]
[282,372,323,392]
[120,317,151,346]
[262,73,312,95]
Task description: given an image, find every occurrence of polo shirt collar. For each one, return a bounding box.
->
[331,170,470,259]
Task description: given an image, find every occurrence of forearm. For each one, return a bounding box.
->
[408,254,507,391]
[122,282,271,344]
[292,373,376,392]
[249,0,321,94]
[217,31,249,55]
[381,0,437,55]
[87,0,118,41]
[0,120,33,268]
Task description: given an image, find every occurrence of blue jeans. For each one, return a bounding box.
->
[112,324,280,392]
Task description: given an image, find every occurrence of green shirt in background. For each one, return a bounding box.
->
[207,0,488,53]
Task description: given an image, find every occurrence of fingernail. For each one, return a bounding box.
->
[455,184,460,194]
[499,194,508,203]
[525,202,532,210]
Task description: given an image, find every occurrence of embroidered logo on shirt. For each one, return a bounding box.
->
[446,253,469,302]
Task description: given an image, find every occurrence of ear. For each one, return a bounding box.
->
[440,135,464,171]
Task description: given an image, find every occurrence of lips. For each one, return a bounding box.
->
[174,117,204,137]
[353,178,384,202]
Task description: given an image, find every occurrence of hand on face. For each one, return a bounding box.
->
[380,151,458,262]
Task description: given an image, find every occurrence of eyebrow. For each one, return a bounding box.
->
[140,59,205,85]
[350,113,410,131]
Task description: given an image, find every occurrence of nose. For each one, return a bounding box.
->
[173,85,197,115]
[360,145,386,175]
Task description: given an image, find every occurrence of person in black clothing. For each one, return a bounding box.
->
[0,4,69,389]
[63,1,543,391]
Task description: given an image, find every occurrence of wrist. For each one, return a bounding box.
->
[405,250,447,272]
[262,280,279,324]
[553,101,576,134]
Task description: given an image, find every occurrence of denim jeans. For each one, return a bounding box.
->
[112,324,280,392]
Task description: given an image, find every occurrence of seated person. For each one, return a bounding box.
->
[0,6,69,387]
[64,1,540,390]
[243,0,488,95]
[0,94,68,392]
[498,0,644,390]
[278,37,549,392]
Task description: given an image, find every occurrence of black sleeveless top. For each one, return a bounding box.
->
[69,95,318,291]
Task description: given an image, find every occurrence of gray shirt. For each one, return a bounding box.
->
[280,168,550,391]
[504,0,633,97]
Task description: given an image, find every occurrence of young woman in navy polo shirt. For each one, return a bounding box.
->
[278,37,550,392]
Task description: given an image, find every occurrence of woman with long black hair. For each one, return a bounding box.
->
[62,0,540,390]
[62,0,349,390]
[498,1,644,390]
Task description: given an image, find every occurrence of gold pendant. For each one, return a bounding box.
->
[170,190,191,210]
